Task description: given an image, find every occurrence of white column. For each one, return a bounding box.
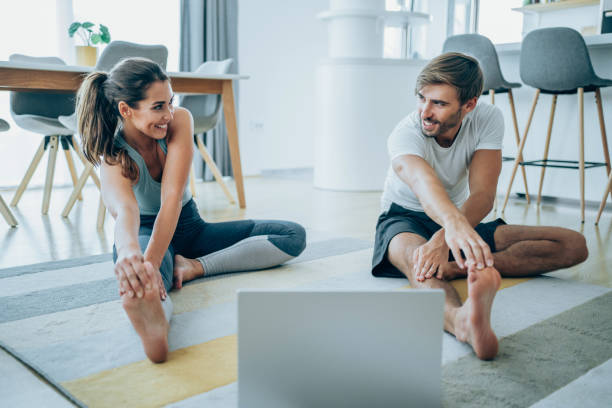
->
[314,0,431,191]
[56,0,75,64]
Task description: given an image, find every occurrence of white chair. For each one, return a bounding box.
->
[180,59,235,203]
[0,119,17,227]
[9,54,85,215]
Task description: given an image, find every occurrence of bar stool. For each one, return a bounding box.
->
[0,118,18,227]
[443,34,530,207]
[502,27,612,223]
[596,173,612,224]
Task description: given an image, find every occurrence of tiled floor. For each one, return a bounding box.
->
[1,174,611,407]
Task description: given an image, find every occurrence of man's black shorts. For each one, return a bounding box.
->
[372,202,506,278]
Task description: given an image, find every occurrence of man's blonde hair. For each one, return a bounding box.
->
[415,52,483,105]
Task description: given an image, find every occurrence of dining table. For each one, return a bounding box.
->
[0,60,249,227]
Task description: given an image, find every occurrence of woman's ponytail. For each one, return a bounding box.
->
[76,71,117,166]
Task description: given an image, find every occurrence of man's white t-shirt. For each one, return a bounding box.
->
[380,102,504,212]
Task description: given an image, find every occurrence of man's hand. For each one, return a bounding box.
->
[444,215,494,270]
[413,230,449,281]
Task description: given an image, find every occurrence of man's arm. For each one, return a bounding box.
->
[460,149,501,226]
[392,154,493,269]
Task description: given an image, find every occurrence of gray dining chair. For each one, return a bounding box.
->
[9,54,83,215]
[59,41,169,229]
[0,119,17,227]
[501,27,612,223]
[443,34,530,209]
[180,58,235,203]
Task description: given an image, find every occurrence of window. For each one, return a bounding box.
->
[384,0,428,59]
[0,1,180,188]
[477,0,523,44]
[72,0,180,71]
[447,0,478,36]
[447,0,524,44]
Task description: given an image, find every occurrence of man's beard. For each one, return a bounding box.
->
[420,108,462,139]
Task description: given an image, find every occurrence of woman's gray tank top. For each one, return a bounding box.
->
[114,132,192,215]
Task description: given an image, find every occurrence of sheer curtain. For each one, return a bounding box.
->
[180,0,238,180]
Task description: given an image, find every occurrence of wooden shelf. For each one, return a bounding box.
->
[513,0,599,14]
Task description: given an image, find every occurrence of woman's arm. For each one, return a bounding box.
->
[101,161,155,298]
[143,107,195,269]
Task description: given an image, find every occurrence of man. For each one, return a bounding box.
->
[371,53,588,360]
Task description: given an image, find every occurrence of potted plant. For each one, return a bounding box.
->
[68,22,111,66]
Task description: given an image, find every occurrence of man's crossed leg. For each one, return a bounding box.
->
[386,224,587,360]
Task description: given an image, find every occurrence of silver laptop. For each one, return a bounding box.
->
[238,290,444,408]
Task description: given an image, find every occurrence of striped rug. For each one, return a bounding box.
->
[0,235,610,408]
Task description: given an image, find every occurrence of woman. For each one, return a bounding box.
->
[76,57,306,363]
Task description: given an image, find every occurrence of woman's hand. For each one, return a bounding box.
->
[115,250,154,298]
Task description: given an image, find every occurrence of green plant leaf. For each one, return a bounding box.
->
[100,24,111,43]
[68,22,81,37]
[82,21,94,29]
[91,33,101,44]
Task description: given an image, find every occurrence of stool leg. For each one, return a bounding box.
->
[0,195,17,227]
[72,141,101,190]
[595,171,612,224]
[537,95,557,205]
[96,195,106,230]
[490,89,495,105]
[508,90,530,203]
[595,88,612,203]
[63,138,82,201]
[503,89,540,213]
[62,164,93,218]
[195,134,236,204]
[11,139,46,206]
[578,87,585,223]
[42,136,59,215]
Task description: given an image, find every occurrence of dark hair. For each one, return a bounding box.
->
[415,52,483,105]
[76,57,169,181]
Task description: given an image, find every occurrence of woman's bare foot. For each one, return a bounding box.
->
[122,281,169,363]
[453,266,501,360]
[173,254,204,289]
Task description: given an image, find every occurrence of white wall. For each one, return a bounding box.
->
[522,5,601,36]
[237,0,328,175]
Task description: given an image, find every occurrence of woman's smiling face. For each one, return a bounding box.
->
[123,79,175,140]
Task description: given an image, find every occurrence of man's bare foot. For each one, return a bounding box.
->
[122,282,170,363]
[453,266,501,360]
[435,261,466,280]
[173,254,204,289]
